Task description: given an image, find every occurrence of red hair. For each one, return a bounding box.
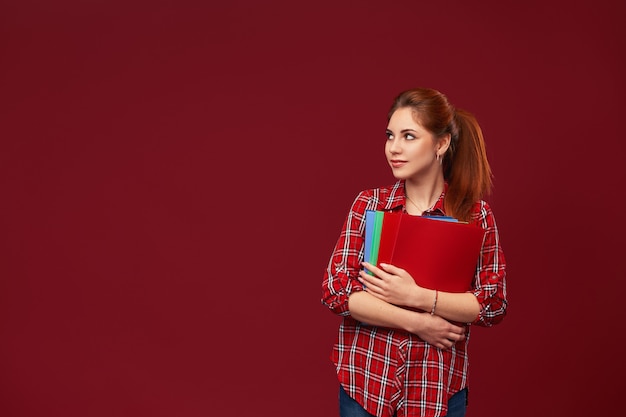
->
[388,88,493,222]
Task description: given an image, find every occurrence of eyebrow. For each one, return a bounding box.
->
[386,128,418,134]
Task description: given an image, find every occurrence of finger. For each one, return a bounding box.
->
[359,269,380,284]
[378,263,406,275]
[361,261,385,277]
[359,267,380,280]
[358,271,383,291]
[448,332,465,343]
[448,324,466,334]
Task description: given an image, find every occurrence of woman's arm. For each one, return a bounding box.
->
[425,290,480,324]
[359,262,480,323]
[348,290,466,349]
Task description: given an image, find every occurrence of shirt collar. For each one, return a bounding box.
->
[387,180,448,215]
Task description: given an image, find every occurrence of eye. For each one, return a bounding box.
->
[385,131,393,140]
[405,133,416,140]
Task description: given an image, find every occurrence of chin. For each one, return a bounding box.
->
[389,169,410,180]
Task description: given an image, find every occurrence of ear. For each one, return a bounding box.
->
[436,134,451,157]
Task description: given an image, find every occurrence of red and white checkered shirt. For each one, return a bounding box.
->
[321,180,507,417]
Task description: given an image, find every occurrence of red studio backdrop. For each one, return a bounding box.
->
[1,1,625,416]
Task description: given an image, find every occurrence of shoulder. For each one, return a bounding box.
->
[470,200,498,228]
[352,181,404,211]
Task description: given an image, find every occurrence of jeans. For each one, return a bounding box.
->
[339,385,467,417]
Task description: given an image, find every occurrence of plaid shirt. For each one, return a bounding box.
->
[321,180,507,417]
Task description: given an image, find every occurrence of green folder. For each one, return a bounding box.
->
[364,210,384,275]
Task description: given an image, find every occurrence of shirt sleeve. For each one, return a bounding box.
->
[321,191,372,316]
[471,201,508,326]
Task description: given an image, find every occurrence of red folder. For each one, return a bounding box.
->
[376,212,485,293]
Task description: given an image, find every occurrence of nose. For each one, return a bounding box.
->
[388,137,401,154]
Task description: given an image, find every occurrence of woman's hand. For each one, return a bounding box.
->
[359,262,421,308]
[411,312,467,350]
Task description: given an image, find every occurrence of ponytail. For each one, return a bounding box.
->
[443,109,492,222]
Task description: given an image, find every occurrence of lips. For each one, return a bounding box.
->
[390,160,407,168]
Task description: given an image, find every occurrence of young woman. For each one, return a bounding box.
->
[321,88,507,417]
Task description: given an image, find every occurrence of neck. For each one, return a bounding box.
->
[404,175,445,215]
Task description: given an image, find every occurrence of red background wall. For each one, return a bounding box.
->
[1,1,625,415]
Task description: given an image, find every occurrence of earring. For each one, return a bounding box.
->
[436,153,442,165]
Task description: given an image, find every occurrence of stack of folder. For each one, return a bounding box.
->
[364,210,486,293]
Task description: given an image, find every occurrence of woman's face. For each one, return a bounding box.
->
[385,107,439,181]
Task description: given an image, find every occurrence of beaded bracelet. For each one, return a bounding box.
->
[430,290,438,315]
